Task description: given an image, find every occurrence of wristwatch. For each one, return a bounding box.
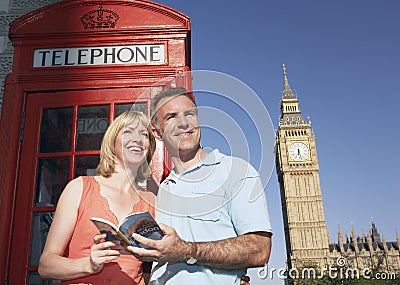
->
[186,242,198,265]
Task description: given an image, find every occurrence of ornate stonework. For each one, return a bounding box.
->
[5,37,13,52]
[11,0,62,10]
[0,56,12,74]
[330,223,400,273]
[0,0,61,114]
[0,14,21,31]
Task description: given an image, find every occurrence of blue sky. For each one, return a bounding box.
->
[156,1,400,284]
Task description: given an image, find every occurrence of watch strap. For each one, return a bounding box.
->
[186,242,198,265]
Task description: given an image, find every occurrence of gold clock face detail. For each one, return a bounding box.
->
[288,142,309,161]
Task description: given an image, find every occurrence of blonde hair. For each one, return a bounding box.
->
[96,111,156,182]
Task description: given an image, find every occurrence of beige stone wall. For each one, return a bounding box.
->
[277,117,331,268]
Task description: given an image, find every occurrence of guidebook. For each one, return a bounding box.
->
[91,211,164,250]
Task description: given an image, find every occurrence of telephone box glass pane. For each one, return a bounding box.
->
[39,108,73,153]
[76,105,110,151]
[28,271,60,285]
[35,157,70,207]
[75,155,100,178]
[115,102,146,117]
[29,212,54,266]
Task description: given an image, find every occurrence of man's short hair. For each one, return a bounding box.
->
[150,87,196,128]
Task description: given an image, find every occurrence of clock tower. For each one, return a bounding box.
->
[275,65,331,270]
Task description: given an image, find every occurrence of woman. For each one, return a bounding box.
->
[38,111,156,284]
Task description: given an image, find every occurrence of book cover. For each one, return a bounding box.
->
[91,211,164,250]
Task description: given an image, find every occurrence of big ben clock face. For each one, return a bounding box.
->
[288,142,309,161]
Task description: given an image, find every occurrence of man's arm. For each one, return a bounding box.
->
[195,231,271,269]
[127,224,272,270]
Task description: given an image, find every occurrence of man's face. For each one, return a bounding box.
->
[153,95,201,155]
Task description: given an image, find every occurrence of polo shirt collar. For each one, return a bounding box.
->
[169,148,224,178]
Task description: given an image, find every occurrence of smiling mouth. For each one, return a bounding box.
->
[127,146,144,152]
[176,129,195,136]
[178,132,191,136]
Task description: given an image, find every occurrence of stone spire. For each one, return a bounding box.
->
[367,231,374,253]
[345,231,350,244]
[279,64,306,124]
[352,225,359,252]
[382,234,388,251]
[370,222,381,243]
[338,225,345,252]
[282,64,296,99]
[362,230,367,243]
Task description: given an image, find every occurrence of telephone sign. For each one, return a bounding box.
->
[33,44,166,67]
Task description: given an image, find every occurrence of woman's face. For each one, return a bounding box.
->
[114,118,150,169]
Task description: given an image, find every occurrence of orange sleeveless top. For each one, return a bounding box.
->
[64,176,155,285]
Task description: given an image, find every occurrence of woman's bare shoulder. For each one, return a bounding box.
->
[59,176,86,201]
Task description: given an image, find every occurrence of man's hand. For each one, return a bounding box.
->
[127,224,189,262]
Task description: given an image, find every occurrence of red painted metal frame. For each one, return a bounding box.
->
[0,0,191,283]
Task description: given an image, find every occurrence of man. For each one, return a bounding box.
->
[128,87,272,284]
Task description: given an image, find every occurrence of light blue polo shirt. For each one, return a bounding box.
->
[150,149,272,285]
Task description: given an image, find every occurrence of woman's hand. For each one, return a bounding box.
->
[89,234,121,273]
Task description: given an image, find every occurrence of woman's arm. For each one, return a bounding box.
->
[38,177,120,280]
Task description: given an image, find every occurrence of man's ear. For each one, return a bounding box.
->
[151,124,163,141]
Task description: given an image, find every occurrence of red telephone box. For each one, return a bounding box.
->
[0,0,190,283]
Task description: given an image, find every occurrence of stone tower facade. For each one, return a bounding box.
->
[276,65,400,277]
[275,65,331,270]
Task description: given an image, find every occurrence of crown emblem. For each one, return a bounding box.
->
[81,5,119,29]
